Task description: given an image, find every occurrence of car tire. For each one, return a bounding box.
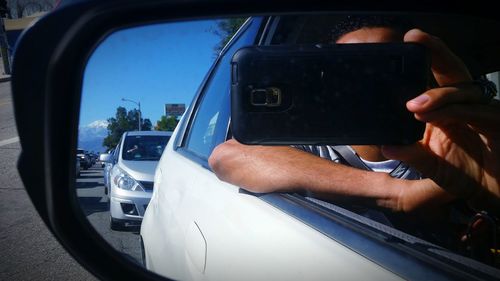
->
[110,217,124,231]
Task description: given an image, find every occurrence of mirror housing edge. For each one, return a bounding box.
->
[11,0,499,280]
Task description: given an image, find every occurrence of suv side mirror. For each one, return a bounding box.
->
[11,1,500,281]
[99,153,111,163]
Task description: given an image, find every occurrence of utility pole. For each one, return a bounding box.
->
[138,101,141,131]
[121,98,141,131]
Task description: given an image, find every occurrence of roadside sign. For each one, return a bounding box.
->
[165,103,185,117]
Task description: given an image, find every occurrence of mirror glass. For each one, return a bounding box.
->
[77,13,500,280]
[77,19,228,266]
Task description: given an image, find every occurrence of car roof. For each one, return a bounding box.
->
[124,130,173,137]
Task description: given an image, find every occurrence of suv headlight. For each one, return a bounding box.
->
[111,167,145,192]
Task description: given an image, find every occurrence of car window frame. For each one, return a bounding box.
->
[113,135,124,164]
[175,16,266,167]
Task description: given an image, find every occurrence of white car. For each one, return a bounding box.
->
[109,130,172,230]
[140,15,500,281]
[101,149,116,195]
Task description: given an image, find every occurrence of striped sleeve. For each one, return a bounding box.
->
[291,145,341,163]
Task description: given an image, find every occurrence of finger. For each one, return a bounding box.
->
[414,104,500,135]
[407,84,484,113]
[404,29,472,86]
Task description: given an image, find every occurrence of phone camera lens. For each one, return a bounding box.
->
[251,89,267,105]
[250,88,282,107]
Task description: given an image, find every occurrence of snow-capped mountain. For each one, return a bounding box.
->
[78,120,109,153]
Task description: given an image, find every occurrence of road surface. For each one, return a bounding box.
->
[0,82,98,281]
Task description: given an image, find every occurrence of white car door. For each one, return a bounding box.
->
[141,17,401,281]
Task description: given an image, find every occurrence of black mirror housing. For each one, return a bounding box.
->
[11,1,500,280]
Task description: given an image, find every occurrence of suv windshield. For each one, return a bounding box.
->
[122,135,170,161]
[76,149,85,154]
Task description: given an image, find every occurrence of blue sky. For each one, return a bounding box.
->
[80,19,221,127]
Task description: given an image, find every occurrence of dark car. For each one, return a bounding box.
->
[76,148,91,169]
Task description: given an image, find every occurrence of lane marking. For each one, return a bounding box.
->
[0,136,19,147]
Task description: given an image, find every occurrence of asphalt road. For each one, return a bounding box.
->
[0,82,98,281]
[76,165,143,265]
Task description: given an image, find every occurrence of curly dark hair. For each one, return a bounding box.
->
[331,15,415,43]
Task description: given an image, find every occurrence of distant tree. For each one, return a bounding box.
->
[126,108,152,131]
[155,115,179,131]
[211,18,247,55]
[142,118,152,131]
[102,106,152,150]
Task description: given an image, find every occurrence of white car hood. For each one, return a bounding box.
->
[118,160,158,182]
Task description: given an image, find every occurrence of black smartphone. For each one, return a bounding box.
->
[230,43,430,145]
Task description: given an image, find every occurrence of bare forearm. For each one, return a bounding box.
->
[299,161,400,209]
[209,140,400,209]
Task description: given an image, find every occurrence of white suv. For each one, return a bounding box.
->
[109,130,171,230]
[140,15,500,281]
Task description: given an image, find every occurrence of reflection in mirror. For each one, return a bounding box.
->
[77,19,237,266]
[77,13,500,281]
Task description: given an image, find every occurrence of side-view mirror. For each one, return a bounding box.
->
[99,153,111,163]
[10,1,500,281]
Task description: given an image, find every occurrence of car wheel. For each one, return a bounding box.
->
[110,217,124,231]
